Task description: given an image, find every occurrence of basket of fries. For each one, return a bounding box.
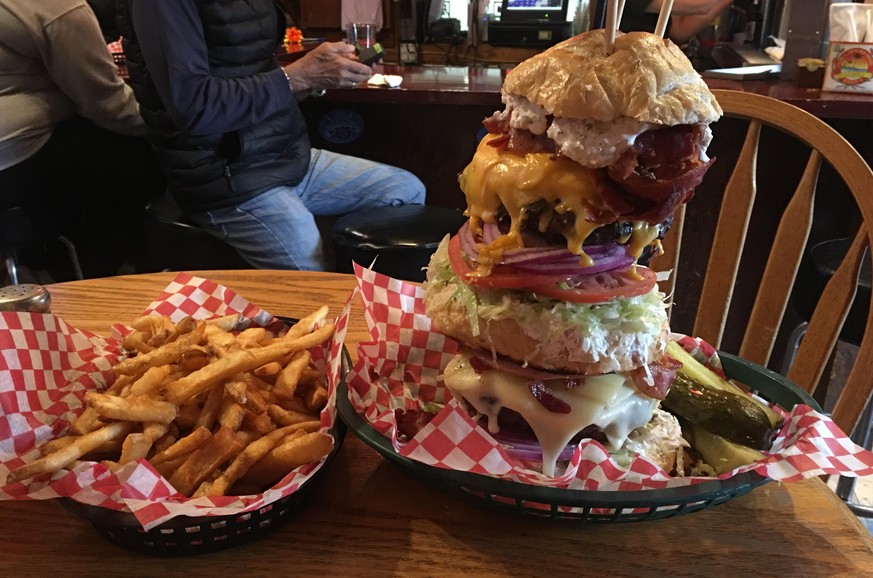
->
[58,417,346,554]
[0,274,355,555]
[58,420,345,554]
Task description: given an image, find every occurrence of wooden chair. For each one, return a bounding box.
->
[654,89,873,442]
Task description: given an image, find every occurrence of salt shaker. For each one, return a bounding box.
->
[0,284,52,313]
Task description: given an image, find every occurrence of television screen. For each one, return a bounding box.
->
[500,0,569,22]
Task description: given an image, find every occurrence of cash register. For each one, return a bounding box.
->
[487,0,572,48]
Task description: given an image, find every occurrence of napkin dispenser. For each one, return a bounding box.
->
[822,2,873,93]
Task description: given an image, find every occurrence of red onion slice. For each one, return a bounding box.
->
[511,252,635,275]
[491,429,576,462]
[460,220,619,267]
[499,245,614,265]
[482,220,502,244]
[458,221,480,260]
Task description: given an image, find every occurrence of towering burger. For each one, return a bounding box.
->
[423,29,722,476]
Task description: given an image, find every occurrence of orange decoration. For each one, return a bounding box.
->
[285,27,303,45]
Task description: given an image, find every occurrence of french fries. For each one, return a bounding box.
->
[6,313,335,497]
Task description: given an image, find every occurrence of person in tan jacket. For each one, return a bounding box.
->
[0,0,163,280]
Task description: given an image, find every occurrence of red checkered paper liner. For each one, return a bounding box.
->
[0,272,354,530]
[346,264,873,492]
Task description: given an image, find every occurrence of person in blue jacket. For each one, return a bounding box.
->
[119,0,426,271]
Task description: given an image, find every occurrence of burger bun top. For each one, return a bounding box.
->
[503,29,722,126]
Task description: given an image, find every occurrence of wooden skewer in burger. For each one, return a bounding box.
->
[423,11,726,477]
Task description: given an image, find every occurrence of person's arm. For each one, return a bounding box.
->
[640,0,733,43]
[667,0,734,43]
[281,42,375,93]
[42,5,144,136]
[130,0,294,136]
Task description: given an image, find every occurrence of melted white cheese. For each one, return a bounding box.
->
[442,353,657,476]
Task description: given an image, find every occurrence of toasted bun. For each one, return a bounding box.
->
[427,297,668,374]
[503,29,722,126]
[424,241,670,375]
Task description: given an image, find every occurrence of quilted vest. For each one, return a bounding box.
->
[119,0,311,212]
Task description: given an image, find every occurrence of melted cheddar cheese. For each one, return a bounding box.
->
[458,134,657,272]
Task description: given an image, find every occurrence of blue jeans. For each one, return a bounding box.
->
[188,148,426,271]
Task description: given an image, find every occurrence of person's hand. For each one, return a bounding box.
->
[282,41,373,93]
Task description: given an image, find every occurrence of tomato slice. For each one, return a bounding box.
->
[447,235,571,289]
[530,267,658,303]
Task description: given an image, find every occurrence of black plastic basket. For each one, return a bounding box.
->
[58,316,349,555]
[59,419,345,555]
[338,352,821,522]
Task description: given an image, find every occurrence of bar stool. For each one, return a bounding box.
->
[142,192,251,272]
[783,237,871,376]
[0,205,83,286]
[332,205,467,282]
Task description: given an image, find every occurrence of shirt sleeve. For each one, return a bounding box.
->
[131,0,294,136]
[42,5,145,137]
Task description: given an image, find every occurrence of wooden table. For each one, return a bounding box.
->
[2,270,872,576]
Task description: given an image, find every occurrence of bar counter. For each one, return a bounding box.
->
[317,64,873,120]
[1,270,872,575]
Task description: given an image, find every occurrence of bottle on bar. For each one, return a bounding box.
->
[744,0,761,45]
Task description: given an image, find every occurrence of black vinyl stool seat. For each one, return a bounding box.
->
[143,192,250,272]
[783,237,872,373]
[0,205,83,286]
[332,205,467,282]
[796,238,871,347]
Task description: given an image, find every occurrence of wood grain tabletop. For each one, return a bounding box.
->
[1,270,871,576]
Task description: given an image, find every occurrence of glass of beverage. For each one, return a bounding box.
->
[347,23,376,50]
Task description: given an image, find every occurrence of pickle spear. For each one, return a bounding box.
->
[664,373,774,449]
[665,341,783,432]
[686,422,765,475]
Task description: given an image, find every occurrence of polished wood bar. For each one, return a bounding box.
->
[317,64,873,118]
[703,78,873,120]
[321,65,508,106]
[1,270,872,574]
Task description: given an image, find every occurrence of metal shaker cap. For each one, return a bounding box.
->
[0,284,52,313]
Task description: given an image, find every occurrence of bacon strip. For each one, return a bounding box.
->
[631,357,683,400]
